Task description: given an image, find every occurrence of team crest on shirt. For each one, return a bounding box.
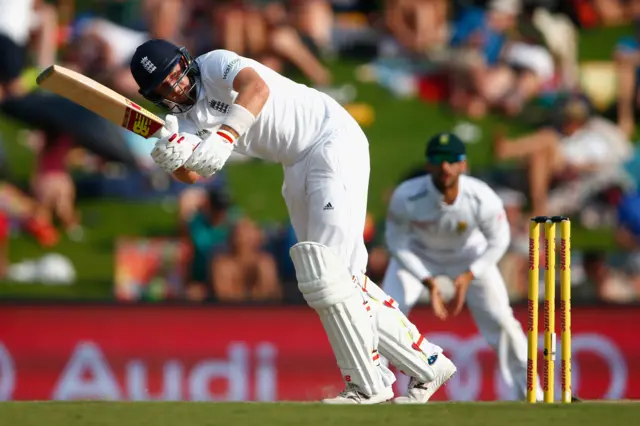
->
[456,221,468,234]
[208,99,230,114]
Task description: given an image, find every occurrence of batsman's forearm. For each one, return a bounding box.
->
[234,79,269,117]
[220,82,267,139]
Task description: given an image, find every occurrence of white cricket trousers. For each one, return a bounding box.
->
[282,120,369,276]
[382,257,541,400]
[283,117,443,393]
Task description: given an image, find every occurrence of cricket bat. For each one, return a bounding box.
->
[36,65,166,139]
[36,65,200,184]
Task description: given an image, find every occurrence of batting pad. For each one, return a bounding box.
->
[360,277,438,383]
[290,242,385,396]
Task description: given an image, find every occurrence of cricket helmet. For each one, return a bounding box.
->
[130,39,200,113]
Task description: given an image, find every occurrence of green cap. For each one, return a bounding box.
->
[425,132,466,161]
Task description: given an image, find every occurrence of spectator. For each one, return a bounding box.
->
[207,0,269,57]
[494,95,634,216]
[592,0,629,27]
[29,0,59,69]
[446,0,516,117]
[615,189,640,251]
[0,209,8,278]
[614,189,640,298]
[0,134,8,180]
[177,171,230,234]
[446,0,555,117]
[581,251,637,303]
[142,0,185,43]
[31,132,83,241]
[201,1,333,87]
[211,217,282,302]
[292,0,334,54]
[183,188,240,301]
[264,220,300,301]
[384,0,450,55]
[0,181,58,247]
[498,1,556,115]
[613,0,640,137]
[0,3,141,190]
[262,11,333,87]
[63,15,149,98]
[324,0,381,60]
[528,1,580,89]
[0,0,58,101]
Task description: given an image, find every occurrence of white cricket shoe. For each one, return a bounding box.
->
[322,384,394,404]
[393,352,457,404]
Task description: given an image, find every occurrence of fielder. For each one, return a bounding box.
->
[129,39,456,404]
[382,132,542,400]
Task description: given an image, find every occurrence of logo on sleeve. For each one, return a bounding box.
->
[323,202,334,211]
[223,58,240,79]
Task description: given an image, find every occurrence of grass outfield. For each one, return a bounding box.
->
[0,401,638,426]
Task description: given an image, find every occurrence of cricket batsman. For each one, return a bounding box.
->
[381,132,542,401]
[129,39,456,404]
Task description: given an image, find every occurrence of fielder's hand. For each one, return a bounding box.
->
[447,271,474,317]
[150,115,201,173]
[423,277,448,320]
[184,131,234,178]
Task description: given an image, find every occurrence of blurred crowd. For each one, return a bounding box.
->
[2,0,640,304]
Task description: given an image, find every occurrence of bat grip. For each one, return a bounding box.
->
[152,126,171,139]
[152,114,177,139]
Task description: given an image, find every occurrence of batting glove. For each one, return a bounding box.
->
[184,131,234,178]
[150,115,201,173]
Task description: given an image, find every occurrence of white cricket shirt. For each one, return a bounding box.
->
[385,174,511,281]
[176,49,348,166]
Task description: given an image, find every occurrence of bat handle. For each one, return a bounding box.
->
[151,114,178,139]
[152,126,171,139]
